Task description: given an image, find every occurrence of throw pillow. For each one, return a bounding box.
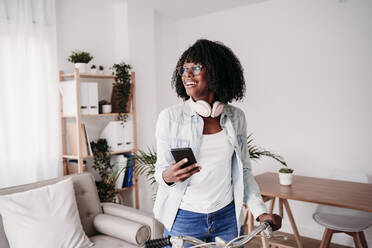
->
[0,178,93,248]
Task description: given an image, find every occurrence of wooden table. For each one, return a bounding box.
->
[247,172,372,248]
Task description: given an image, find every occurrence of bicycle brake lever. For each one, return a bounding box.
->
[170,236,184,248]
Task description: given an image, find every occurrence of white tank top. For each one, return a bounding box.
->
[179,129,234,213]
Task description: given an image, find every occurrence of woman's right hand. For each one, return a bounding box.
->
[162,159,201,184]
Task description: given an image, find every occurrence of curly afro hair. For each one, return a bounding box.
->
[171,39,246,103]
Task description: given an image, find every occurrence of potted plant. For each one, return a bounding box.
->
[99,100,112,114]
[247,134,294,185]
[111,62,132,113]
[67,50,94,73]
[278,167,294,186]
[90,64,97,74]
[90,138,116,202]
[98,65,104,74]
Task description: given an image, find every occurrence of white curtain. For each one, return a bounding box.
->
[0,0,60,187]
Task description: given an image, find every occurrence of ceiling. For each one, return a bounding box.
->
[135,0,270,20]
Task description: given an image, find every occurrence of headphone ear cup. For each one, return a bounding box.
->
[211,101,224,118]
[196,100,212,117]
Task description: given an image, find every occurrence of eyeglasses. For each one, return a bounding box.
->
[177,65,204,76]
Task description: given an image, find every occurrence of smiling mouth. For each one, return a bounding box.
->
[184,80,197,88]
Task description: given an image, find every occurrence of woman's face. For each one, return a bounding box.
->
[181,62,213,102]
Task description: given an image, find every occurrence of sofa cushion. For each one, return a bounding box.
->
[0,178,93,248]
[0,172,102,240]
[93,214,151,246]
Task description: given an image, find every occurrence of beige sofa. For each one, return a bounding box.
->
[0,172,163,248]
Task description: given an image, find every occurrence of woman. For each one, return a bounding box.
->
[153,39,281,246]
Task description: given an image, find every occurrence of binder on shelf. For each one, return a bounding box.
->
[88,82,99,115]
[59,81,98,116]
[100,121,125,152]
[123,154,134,187]
[59,80,76,117]
[80,82,89,115]
[123,115,134,151]
[111,156,128,189]
[66,122,89,157]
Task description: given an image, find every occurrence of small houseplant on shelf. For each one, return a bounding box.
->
[98,65,104,74]
[67,50,94,73]
[111,62,132,113]
[90,64,97,74]
[90,138,117,202]
[247,134,294,185]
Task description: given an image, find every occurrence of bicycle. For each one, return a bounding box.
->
[145,220,286,248]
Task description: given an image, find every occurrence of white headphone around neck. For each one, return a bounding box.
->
[189,97,224,118]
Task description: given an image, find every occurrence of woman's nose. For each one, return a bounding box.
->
[184,67,194,77]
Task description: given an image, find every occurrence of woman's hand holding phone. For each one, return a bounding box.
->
[162,159,201,184]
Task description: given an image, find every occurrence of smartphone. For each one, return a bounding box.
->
[170,147,197,169]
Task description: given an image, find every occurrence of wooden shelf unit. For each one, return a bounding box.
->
[59,68,139,209]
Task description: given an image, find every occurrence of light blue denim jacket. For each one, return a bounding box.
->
[153,99,267,232]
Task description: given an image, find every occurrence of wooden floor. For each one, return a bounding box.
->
[244,231,351,248]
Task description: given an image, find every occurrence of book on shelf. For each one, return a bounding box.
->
[66,122,89,157]
[83,124,93,155]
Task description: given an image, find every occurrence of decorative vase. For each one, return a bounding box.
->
[279,172,293,186]
[74,63,87,73]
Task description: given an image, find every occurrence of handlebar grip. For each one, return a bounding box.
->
[264,219,274,229]
[145,236,171,248]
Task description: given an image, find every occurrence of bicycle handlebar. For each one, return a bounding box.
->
[145,236,171,248]
[145,220,277,248]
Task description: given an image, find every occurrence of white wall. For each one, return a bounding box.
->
[126,0,158,212]
[154,13,179,113]
[56,0,128,72]
[155,0,372,246]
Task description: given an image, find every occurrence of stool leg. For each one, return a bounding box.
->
[351,232,366,248]
[320,228,334,248]
[359,232,368,248]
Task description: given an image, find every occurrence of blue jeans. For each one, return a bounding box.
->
[163,201,238,248]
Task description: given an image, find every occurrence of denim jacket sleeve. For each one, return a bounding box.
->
[239,111,267,219]
[154,109,176,187]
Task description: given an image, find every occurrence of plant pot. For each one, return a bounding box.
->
[111,86,131,113]
[75,63,87,73]
[102,104,112,114]
[279,172,293,186]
